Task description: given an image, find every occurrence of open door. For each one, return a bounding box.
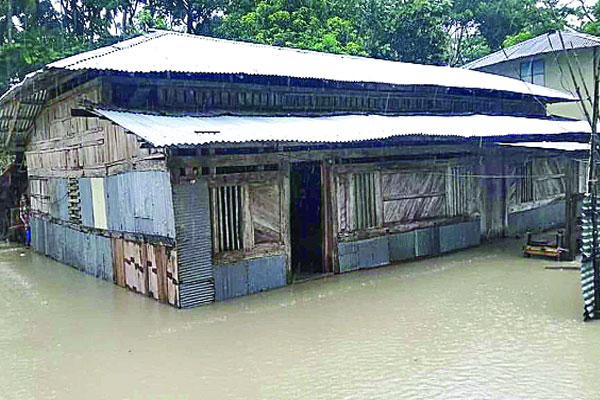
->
[290,161,323,280]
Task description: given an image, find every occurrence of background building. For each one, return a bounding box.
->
[464,30,600,121]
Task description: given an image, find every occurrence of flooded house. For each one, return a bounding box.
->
[0,30,591,308]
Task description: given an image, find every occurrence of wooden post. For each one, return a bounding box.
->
[565,159,578,261]
[321,160,336,274]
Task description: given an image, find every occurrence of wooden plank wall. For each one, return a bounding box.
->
[106,76,546,117]
[334,162,481,240]
[111,238,179,307]
[506,156,567,213]
[25,79,166,179]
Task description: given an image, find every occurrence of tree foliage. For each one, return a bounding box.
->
[217,0,365,55]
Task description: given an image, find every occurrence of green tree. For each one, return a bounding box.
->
[158,0,225,34]
[449,0,572,65]
[366,0,451,63]
[216,0,365,55]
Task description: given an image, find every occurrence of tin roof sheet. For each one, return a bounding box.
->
[498,141,590,151]
[40,30,575,101]
[464,31,600,70]
[94,109,591,147]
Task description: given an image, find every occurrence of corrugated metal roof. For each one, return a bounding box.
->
[498,141,590,151]
[36,30,573,101]
[464,31,600,70]
[94,109,591,147]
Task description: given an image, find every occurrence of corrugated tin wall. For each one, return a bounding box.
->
[106,171,175,238]
[506,201,566,236]
[339,220,481,273]
[30,217,113,281]
[172,179,215,308]
[213,256,287,301]
[581,196,597,320]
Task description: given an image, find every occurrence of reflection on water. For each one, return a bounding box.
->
[1,239,599,400]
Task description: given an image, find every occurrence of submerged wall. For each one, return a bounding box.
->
[29,170,179,306]
[506,201,566,236]
[30,217,113,280]
[338,220,481,272]
[213,256,287,302]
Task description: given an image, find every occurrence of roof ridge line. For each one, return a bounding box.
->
[464,33,550,68]
[58,31,169,69]
[566,30,600,43]
[149,28,411,65]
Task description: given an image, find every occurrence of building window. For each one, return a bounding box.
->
[519,161,535,203]
[520,60,545,86]
[353,172,377,229]
[212,185,244,253]
[211,181,283,255]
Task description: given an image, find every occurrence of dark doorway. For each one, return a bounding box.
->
[290,162,323,280]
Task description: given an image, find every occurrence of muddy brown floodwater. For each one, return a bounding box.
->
[1,238,600,400]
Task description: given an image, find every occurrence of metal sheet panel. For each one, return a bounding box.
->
[31,217,46,253]
[248,256,287,294]
[79,178,94,228]
[63,227,78,268]
[388,231,416,262]
[338,242,359,273]
[507,201,566,236]
[179,281,216,308]
[82,231,96,276]
[105,174,122,232]
[44,31,573,101]
[48,222,66,262]
[50,179,68,221]
[172,179,215,306]
[581,196,597,319]
[43,219,51,256]
[172,181,213,282]
[213,262,248,301]
[338,236,390,272]
[106,171,175,238]
[499,142,589,152]
[95,110,590,147]
[357,236,390,269]
[96,235,113,281]
[465,31,600,70]
[415,226,440,257]
[439,220,481,253]
[30,218,37,251]
[90,177,108,230]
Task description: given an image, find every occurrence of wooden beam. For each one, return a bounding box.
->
[168,144,477,168]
